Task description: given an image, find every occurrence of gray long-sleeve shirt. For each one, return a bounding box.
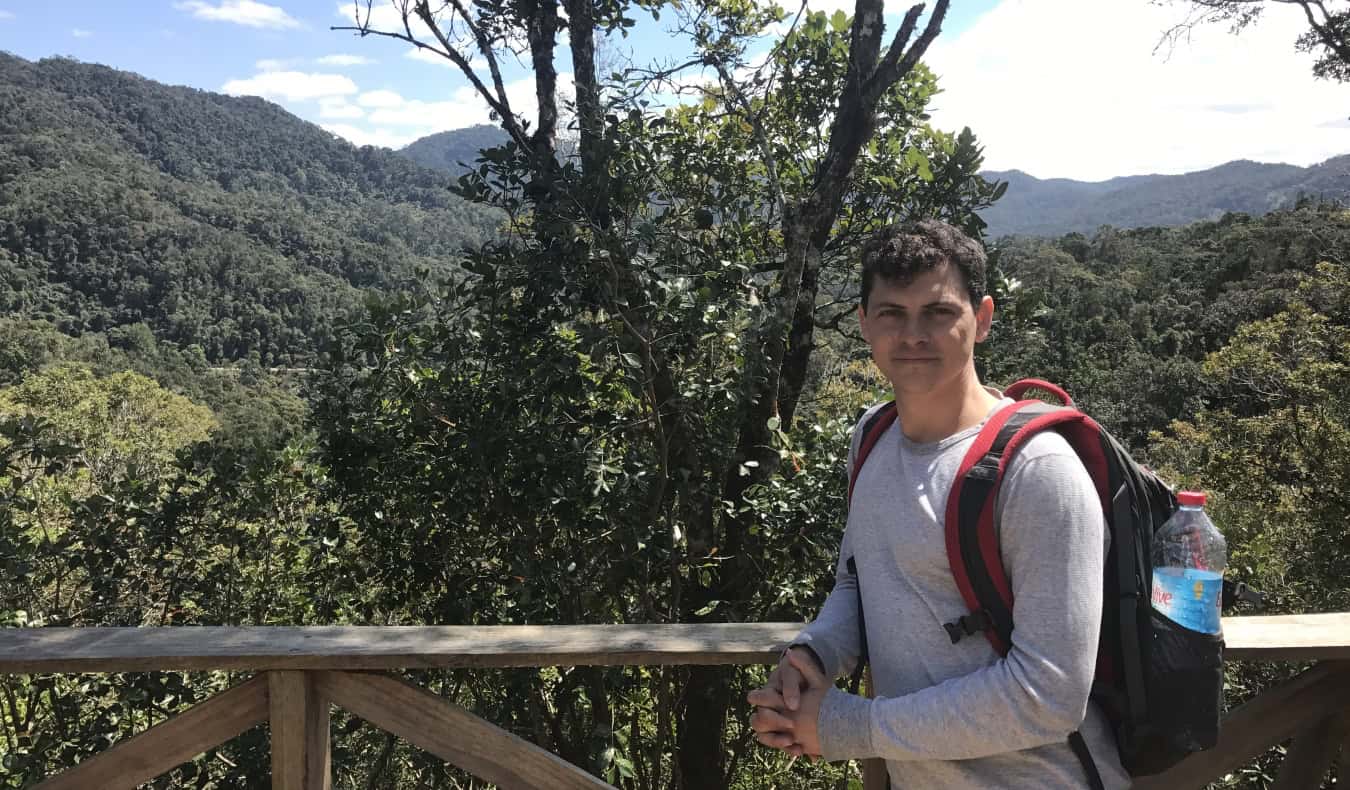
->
[792,398,1131,789]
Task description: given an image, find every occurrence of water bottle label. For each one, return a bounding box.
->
[1152,567,1223,633]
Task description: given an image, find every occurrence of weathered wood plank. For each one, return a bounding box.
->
[1133,662,1350,790]
[0,623,800,673]
[1225,614,1350,661]
[306,674,332,790]
[1270,711,1350,790]
[34,675,268,790]
[315,670,615,790]
[3,614,1347,673]
[269,671,307,790]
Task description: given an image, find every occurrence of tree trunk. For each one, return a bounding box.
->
[678,5,950,788]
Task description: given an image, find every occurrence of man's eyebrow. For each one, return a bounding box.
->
[871,298,962,309]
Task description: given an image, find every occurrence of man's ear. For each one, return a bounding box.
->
[857,304,869,343]
[974,296,994,342]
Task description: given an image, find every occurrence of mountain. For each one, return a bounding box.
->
[980,157,1350,238]
[0,52,502,367]
[401,124,510,175]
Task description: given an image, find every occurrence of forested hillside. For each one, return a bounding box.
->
[0,52,501,367]
[400,124,510,176]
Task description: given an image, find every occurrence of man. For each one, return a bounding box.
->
[747,219,1129,789]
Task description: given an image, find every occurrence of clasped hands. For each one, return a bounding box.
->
[747,646,831,760]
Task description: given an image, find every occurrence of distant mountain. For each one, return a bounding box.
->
[0,52,502,366]
[980,157,1350,238]
[401,125,509,175]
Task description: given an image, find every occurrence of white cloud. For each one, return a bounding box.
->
[255,58,296,72]
[318,96,366,119]
[0,11,16,21]
[71,28,92,38]
[924,0,1350,180]
[321,75,570,150]
[358,89,406,108]
[322,123,422,149]
[317,54,375,66]
[222,71,358,102]
[176,0,302,30]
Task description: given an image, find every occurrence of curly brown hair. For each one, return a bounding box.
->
[860,219,987,312]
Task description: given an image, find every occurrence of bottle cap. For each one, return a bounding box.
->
[1177,490,1206,507]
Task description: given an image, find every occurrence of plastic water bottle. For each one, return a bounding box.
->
[1151,491,1227,634]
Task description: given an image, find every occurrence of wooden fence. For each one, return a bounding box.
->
[1,614,1347,789]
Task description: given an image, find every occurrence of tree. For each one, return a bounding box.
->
[1161,0,1350,82]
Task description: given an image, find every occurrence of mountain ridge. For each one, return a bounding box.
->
[979,157,1348,237]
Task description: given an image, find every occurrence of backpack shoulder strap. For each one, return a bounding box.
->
[848,401,897,508]
[944,401,1109,656]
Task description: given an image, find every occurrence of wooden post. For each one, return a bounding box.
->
[306,673,333,790]
[270,671,307,790]
[269,671,332,790]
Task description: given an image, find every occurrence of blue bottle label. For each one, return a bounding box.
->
[1152,567,1223,633]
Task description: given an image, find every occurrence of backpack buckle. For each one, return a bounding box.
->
[943,610,993,644]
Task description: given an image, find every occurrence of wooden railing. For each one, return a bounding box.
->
[1,614,1347,789]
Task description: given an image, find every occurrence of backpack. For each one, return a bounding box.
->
[844,378,1225,787]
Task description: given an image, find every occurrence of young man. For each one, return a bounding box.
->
[747,220,1128,789]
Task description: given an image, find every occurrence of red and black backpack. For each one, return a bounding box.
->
[844,379,1226,786]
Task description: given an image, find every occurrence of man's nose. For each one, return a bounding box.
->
[895,317,928,345]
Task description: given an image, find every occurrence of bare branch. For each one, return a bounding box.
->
[332,1,531,149]
[867,0,950,102]
[436,0,516,129]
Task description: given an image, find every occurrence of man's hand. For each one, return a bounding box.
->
[779,647,828,757]
[747,646,830,757]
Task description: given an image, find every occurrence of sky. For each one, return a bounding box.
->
[0,0,1346,181]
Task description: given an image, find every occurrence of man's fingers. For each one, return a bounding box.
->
[747,687,787,709]
[785,646,829,688]
[766,665,784,692]
[755,730,797,750]
[780,661,803,711]
[749,706,796,735]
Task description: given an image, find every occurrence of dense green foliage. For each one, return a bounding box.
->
[0,52,501,366]
[979,156,1350,238]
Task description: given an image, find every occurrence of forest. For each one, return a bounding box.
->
[2,0,1349,787]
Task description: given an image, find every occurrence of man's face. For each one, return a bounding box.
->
[858,262,994,399]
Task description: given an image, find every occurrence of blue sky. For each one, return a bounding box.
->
[1,0,1346,179]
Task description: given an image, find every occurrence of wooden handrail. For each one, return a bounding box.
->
[0,622,798,673]
[3,613,1348,674]
[5,615,1350,790]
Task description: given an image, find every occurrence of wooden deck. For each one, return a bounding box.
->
[2,613,1348,789]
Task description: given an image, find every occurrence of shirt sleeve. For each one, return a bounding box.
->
[817,442,1107,761]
